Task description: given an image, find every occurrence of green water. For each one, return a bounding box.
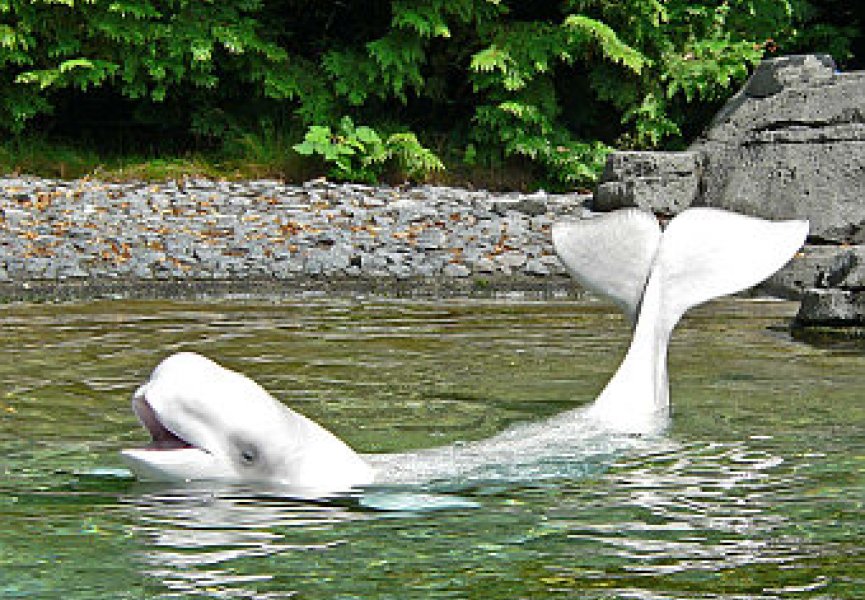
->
[0,296,862,599]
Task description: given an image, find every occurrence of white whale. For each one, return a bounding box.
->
[120,207,808,493]
[121,351,375,493]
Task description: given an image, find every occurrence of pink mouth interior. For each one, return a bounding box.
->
[132,395,195,451]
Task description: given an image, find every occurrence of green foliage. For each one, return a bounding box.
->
[385,132,446,181]
[0,0,859,187]
[293,117,443,183]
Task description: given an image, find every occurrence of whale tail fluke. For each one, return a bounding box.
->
[553,207,808,433]
[649,207,810,336]
[552,209,660,324]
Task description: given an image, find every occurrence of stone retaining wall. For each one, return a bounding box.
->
[0,177,590,299]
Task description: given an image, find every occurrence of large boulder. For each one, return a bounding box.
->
[590,54,865,328]
[594,54,865,244]
[691,54,865,243]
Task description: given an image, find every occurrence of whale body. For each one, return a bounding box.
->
[120,207,808,493]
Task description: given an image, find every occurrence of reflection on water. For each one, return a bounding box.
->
[125,486,362,598]
[0,296,862,598]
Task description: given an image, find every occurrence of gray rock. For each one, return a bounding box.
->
[491,193,549,217]
[501,215,528,237]
[132,264,152,278]
[193,246,222,263]
[2,207,29,226]
[303,248,336,275]
[530,215,553,231]
[594,151,701,215]
[590,55,865,245]
[413,262,440,277]
[388,263,413,279]
[391,199,435,223]
[796,288,865,325]
[384,251,409,266]
[443,263,471,278]
[362,196,386,208]
[416,228,448,250]
[524,258,550,276]
[497,252,527,270]
[546,193,591,215]
[762,245,854,297]
[59,264,89,278]
[521,243,543,258]
[471,257,496,273]
[360,253,389,275]
[5,258,24,275]
[743,54,836,99]
[695,138,865,242]
[813,246,865,289]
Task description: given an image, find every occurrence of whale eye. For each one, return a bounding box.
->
[238,442,259,466]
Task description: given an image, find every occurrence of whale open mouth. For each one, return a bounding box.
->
[132,395,196,451]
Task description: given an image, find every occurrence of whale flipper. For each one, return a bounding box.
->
[553,207,808,434]
[552,209,661,324]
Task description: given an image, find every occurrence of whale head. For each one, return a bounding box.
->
[120,352,374,494]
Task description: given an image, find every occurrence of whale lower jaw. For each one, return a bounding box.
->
[120,447,235,482]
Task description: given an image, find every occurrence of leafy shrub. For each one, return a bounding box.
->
[293,117,443,183]
[0,0,859,187]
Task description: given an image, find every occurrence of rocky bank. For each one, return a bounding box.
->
[3,53,864,325]
[0,177,590,301]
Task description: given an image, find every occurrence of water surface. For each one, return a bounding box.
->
[0,296,862,598]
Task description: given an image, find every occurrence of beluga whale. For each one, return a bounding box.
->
[120,207,808,494]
